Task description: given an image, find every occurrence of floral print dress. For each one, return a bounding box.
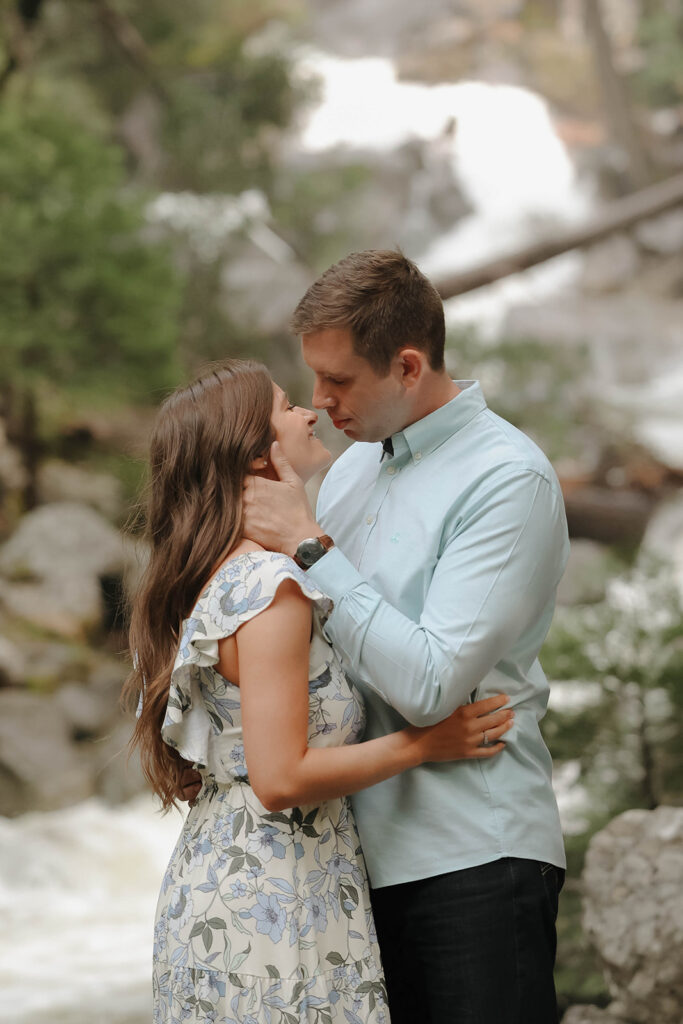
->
[154,551,390,1024]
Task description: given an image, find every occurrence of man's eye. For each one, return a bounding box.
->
[330,379,346,386]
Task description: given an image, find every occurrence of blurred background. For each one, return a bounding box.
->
[0,1,682,1022]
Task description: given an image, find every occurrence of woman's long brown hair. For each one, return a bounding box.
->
[122,360,275,809]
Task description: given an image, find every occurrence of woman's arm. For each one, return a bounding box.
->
[233,580,513,812]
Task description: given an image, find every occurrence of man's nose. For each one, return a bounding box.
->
[312,384,333,410]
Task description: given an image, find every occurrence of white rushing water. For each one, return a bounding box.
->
[0,797,183,1023]
[295,50,592,335]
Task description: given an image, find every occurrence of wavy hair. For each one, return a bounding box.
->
[122,360,275,808]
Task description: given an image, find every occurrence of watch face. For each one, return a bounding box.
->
[298,538,324,566]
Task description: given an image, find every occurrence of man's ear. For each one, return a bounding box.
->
[396,348,427,389]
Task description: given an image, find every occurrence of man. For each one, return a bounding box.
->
[245,249,569,1023]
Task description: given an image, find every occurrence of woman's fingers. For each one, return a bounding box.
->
[468,706,514,735]
[468,718,514,757]
[465,693,509,718]
[469,741,507,758]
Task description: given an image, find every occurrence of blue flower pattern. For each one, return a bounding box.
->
[154,552,389,1023]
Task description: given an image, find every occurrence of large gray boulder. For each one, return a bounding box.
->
[0,690,95,815]
[0,502,142,639]
[36,460,125,523]
[581,806,683,1023]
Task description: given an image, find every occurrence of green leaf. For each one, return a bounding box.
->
[189,921,205,939]
[292,981,305,1002]
[263,811,291,825]
[228,857,245,875]
[202,926,213,952]
[325,951,345,965]
[265,964,280,978]
[207,917,226,929]
[355,981,374,994]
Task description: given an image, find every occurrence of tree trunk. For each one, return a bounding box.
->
[1,383,42,512]
[584,0,654,189]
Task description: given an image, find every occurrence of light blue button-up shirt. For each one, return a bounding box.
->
[307,381,569,888]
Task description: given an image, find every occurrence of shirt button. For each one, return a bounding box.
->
[386,466,396,475]
[414,451,422,461]
[366,515,374,525]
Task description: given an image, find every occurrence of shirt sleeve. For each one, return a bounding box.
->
[309,468,569,727]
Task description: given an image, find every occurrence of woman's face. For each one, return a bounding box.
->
[270,384,331,482]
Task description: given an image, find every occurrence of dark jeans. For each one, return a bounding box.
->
[370,857,564,1024]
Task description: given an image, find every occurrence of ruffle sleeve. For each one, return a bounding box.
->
[160,551,331,774]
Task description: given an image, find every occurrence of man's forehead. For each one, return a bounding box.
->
[301,328,365,373]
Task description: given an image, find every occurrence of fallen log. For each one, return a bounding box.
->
[435,173,683,300]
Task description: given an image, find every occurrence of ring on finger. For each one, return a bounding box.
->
[482,730,488,745]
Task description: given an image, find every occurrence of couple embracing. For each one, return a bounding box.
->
[126,249,569,1024]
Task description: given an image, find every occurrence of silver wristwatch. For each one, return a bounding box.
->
[293,534,335,570]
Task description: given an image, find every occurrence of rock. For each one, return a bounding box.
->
[0,690,94,815]
[36,460,125,523]
[19,638,92,690]
[503,296,683,388]
[581,806,683,1023]
[0,503,139,639]
[0,501,124,581]
[93,719,147,805]
[0,421,27,493]
[562,1007,627,1024]
[0,574,104,640]
[0,635,27,687]
[556,539,620,606]
[635,209,683,256]
[563,485,655,546]
[54,682,117,737]
[581,234,640,294]
[220,242,314,335]
[640,492,683,599]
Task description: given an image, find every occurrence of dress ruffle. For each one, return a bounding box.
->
[161,552,330,774]
[154,954,389,1023]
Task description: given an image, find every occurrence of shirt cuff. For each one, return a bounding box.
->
[306,545,363,605]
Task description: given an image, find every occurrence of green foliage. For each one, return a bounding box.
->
[633,3,683,107]
[544,561,683,809]
[0,97,181,400]
[12,0,304,194]
[542,560,683,1013]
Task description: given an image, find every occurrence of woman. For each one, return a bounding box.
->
[124,360,513,1024]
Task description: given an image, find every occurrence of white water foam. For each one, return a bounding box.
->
[0,796,183,1023]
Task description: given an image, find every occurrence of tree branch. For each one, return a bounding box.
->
[92,0,170,105]
[435,172,683,300]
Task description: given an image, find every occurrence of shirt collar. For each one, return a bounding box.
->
[384,381,487,465]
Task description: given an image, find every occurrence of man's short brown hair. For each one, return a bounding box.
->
[290,250,446,375]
